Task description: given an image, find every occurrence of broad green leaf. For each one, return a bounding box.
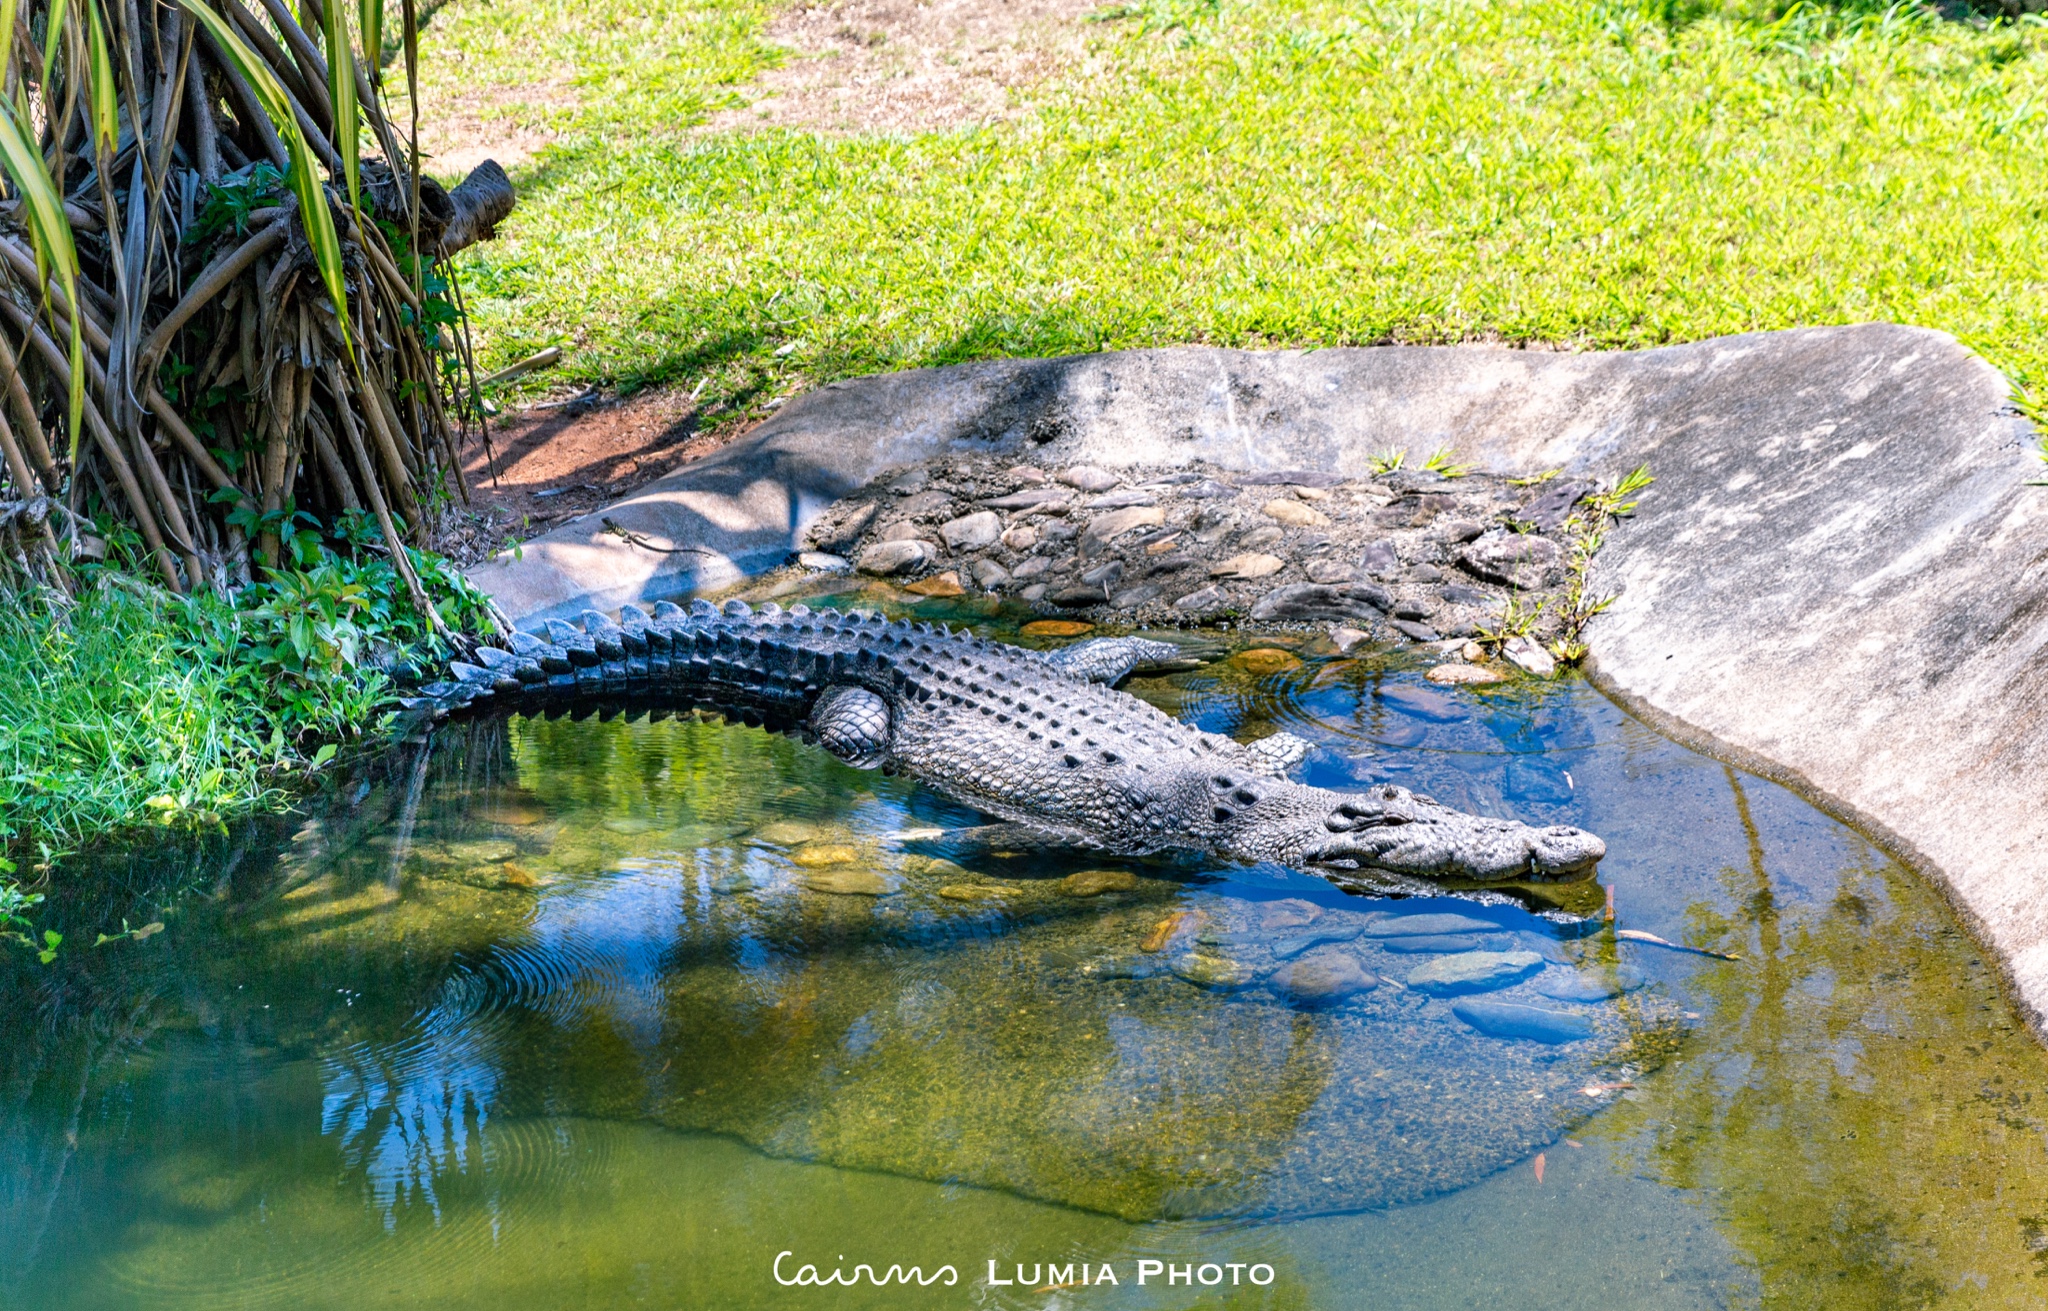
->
[0,101,85,456]
[177,0,354,361]
[322,0,361,218]
[83,0,118,159]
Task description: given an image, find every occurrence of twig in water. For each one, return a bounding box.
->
[1614,929,1740,960]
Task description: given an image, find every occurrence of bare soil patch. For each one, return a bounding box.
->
[415,72,576,179]
[708,0,1104,135]
[444,388,758,565]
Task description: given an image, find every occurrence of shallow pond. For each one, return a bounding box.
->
[5,609,2048,1309]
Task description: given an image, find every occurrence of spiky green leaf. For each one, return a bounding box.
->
[0,0,19,76]
[359,0,383,88]
[177,0,353,360]
[82,0,118,159]
[0,101,85,456]
[41,0,68,84]
[322,0,361,218]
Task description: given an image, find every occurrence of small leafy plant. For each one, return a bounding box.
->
[0,860,59,964]
[1423,447,1478,478]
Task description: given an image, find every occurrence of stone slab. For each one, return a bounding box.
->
[468,325,2048,1037]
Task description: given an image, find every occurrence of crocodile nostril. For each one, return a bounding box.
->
[1213,806,1235,823]
[1233,788,1260,806]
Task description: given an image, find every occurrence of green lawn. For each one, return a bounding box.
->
[424,0,2048,414]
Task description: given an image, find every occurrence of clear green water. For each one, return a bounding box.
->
[6,617,2048,1309]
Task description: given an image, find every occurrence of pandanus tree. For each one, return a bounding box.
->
[0,0,512,624]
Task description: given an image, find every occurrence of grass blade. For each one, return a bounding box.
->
[177,0,353,361]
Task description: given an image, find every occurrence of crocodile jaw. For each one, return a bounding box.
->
[1295,784,1605,883]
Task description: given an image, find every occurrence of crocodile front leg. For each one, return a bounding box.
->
[807,685,892,769]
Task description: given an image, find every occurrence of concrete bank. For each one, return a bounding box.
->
[468,324,2048,1034]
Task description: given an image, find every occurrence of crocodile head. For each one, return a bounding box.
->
[1298,784,1605,883]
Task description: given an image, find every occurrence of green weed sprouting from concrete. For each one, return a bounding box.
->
[1424,448,1479,479]
[1550,466,1657,664]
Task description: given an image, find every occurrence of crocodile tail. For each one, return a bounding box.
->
[391,599,830,737]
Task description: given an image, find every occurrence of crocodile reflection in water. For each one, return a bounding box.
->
[417,600,1606,887]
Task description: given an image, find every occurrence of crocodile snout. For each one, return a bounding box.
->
[1306,785,1605,883]
[1527,824,1606,882]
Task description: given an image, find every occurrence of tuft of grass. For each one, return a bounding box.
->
[0,585,283,865]
[0,522,498,869]
[431,0,2048,414]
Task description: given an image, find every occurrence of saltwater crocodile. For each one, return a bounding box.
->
[414,601,1606,884]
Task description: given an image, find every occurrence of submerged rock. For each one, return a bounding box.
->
[1533,967,1645,1002]
[790,843,860,868]
[938,883,1022,902]
[1269,925,1365,959]
[1077,953,1167,980]
[803,868,892,896]
[1059,869,1142,897]
[1231,648,1302,675]
[1377,933,1490,954]
[1172,952,1260,990]
[1452,999,1596,1044]
[1364,912,1502,938]
[904,571,965,597]
[1428,664,1508,686]
[1259,898,1323,931]
[1270,954,1378,1005]
[1406,950,1544,995]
